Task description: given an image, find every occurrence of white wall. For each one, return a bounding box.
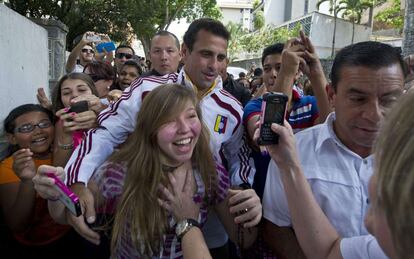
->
[310,13,371,58]
[264,0,285,26]
[0,4,49,155]
[222,8,244,25]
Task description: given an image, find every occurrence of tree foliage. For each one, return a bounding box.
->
[6,0,222,54]
[337,0,372,43]
[226,21,246,62]
[253,10,265,31]
[120,0,221,56]
[239,24,301,54]
[375,0,404,31]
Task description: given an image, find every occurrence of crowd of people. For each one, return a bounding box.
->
[0,17,414,259]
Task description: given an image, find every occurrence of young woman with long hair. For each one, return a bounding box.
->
[33,83,261,258]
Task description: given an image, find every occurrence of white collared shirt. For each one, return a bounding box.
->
[263,112,387,258]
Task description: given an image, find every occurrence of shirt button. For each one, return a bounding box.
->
[363,159,367,164]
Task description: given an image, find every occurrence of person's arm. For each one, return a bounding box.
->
[264,122,342,259]
[223,121,256,186]
[214,188,261,249]
[66,32,93,73]
[0,149,37,232]
[181,227,212,259]
[62,79,149,244]
[263,219,306,258]
[298,31,331,123]
[53,108,97,167]
[268,39,305,104]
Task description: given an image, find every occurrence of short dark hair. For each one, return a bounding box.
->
[254,67,263,77]
[239,72,246,78]
[4,104,53,134]
[151,31,180,50]
[121,60,143,75]
[261,43,284,66]
[116,45,135,55]
[52,72,99,114]
[183,18,230,52]
[330,41,408,91]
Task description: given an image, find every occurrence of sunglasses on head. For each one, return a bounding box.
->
[14,120,52,133]
[81,48,95,54]
[115,53,133,59]
[88,74,107,82]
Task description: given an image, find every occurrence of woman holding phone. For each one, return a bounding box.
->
[51,72,105,167]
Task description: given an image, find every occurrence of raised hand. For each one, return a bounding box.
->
[12,148,36,182]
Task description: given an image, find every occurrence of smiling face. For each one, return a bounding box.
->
[60,78,93,107]
[182,29,228,93]
[8,111,54,157]
[328,64,404,158]
[156,101,201,166]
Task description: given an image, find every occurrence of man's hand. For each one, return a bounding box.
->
[298,31,326,82]
[228,188,262,228]
[281,38,307,78]
[68,183,100,245]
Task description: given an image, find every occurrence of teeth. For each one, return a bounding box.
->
[174,138,191,145]
[32,137,46,143]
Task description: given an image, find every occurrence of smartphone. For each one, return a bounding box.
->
[68,100,88,114]
[96,42,116,53]
[258,92,288,145]
[46,173,82,217]
[86,34,101,42]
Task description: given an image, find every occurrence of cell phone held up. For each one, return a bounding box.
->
[46,173,82,217]
[85,34,101,43]
[68,100,89,114]
[258,92,288,145]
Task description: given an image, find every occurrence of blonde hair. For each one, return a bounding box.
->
[110,84,216,255]
[375,90,414,258]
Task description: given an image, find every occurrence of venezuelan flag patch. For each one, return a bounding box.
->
[214,115,228,134]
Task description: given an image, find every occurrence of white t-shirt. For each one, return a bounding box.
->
[263,112,387,258]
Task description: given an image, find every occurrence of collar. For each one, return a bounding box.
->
[179,67,222,99]
[291,88,301,102]
[315,112,373,160]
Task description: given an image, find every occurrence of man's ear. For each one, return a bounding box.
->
[6,133,17,145]
[181,43,187,59]
[326,83,336,109]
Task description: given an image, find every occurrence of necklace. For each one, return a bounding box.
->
[161,163,184,173]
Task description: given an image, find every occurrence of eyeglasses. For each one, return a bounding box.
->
[88,74,106,82]
[81,49,95,54]
[115,53,133,59]
[15,120,52,133]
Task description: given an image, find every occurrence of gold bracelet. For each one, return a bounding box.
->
[58,140,74,150]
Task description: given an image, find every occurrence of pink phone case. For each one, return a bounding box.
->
[46,173,82,216]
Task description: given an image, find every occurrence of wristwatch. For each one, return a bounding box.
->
[175,218,200,240]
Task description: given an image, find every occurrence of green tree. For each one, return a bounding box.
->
[6,0,133,50]
[375,0,404,31]
[403,0,414,56]
[239,24,301,54]
[337,0,372,44]
[253,10,265,31]
[317,0,340,57]
[226,22,246,62]
[120,0,222,57]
